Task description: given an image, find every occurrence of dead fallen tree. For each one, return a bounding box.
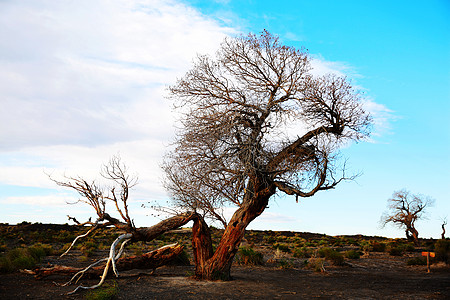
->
[31,243,183,280]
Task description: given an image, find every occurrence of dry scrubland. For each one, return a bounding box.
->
[0,222,449,299]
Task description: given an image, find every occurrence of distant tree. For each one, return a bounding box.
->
[380,189,434,244]
[164,30,371,279]
[441,217,447,239]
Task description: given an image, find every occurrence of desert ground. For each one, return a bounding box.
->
[0,223,449,299]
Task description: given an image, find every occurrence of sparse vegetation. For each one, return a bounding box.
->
[0,244,50,273]
[84,280,119,300]
[434,239,450,263]
[370,241,386,252]
[236,247,264,266]
[318,247,345,266]
[345,250,361,259]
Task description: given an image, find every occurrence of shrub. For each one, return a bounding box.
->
[236,247,264,265]
[407,257,427,266]
[405,243,415,252]
[370,241,386,252]
[273,243,290,253]
[293,246,312,258]
[318,247,345,266]
[0,245,49,273]
[85,280,119,300]
[306,258,325,272]
[80,241,98,257]
[345,250,361,259]
[435,239,450,264]
[388,246,404,256]
[278,258,295,269]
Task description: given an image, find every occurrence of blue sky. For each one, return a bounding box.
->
[1,0,449,239]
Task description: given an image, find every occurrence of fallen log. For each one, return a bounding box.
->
[31,243,184,279]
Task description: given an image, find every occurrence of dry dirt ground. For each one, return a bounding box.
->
[1,252,449,299]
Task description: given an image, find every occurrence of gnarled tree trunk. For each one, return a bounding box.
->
[193,178,275,280]
[406,227,419,245]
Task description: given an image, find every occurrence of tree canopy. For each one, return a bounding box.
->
[164,30,371,226]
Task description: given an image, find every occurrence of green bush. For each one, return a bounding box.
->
[273,243,290,253]
[80,241,98,257]
[85,280,119,300]
[318,247,345,265]
[405,243,415,252]
[407,257,427,266]
[387,242,406,256]
[345,250,361,259]
[435,239,450,264]
[278,258,295,269]
[293,246,312,258]
[0,245,49,273]
[236,247,264,265]
[264,235,276,244]
[370,241,386,252]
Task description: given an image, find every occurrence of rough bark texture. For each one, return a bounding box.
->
[406,227,420,245]
[192,215,213,278]
[133,212,197,242]
[194,178,276,280]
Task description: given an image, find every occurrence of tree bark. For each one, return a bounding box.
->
[194,178,275,280]
[406,227,419,245]
[192,215,213,277]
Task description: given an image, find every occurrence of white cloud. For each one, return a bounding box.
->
[0,0,235,151]
[1,194,77,207]
[0,0,393,226]
[310,55,357,78]
[362,98,395,139]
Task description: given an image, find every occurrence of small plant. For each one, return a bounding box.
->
[318,247,345,265]
[84,280,119,300]
[236,247,264,266]
[273,243,290,253]
[306,258,326,272]
[293,246,312,258]
[370,241,386,252]
[345,250,361,259]
[0,245,49,273]
[264,235,276,244]
[405,243,415,252]
[278,258,295,269]
[388,246,404,256]
[80,241,98,257]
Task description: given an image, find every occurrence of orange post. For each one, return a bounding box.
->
[421,252,435,273]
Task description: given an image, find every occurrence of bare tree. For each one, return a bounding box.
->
[163,30,371,280]
[380,189,434,244]
[37,31,370,289]
[39,155,201,293]
[441,216,447,239]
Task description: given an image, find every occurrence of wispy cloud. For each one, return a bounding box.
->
[0,0,234,152]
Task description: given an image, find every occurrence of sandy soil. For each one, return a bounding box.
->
[1,252,449,299]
